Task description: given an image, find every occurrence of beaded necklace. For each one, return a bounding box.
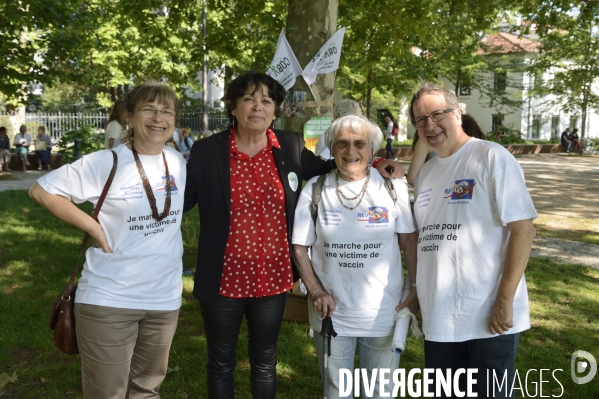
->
[131,144,172,221]
[335,167,370,210]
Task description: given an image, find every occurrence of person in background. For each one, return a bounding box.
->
[314,99,362,159]
[0,127,11,172]
[407,113,485,186]
[561,127,572,153]
[202,129,213,138]
[14,125,32,171]
[384,115,397,160]
[178,127,193,160]
[35,126,53,171]
[570,128,581,153]
[183,71,402,399]
[104,100,128,149]
[172,126,180,145]
[30,80,186,398]
[292,115,418,399]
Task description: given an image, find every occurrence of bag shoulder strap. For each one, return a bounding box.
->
[310,172,397,226]
[310,174,328,224]
[63,150,118,296]
[382,176,397,203]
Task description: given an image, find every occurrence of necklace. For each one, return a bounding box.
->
[131,144,172,221]
[335,168,370,210]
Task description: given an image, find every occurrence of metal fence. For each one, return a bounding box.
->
[179,113,230,135]
[0,111,231,141]
[25,111,107,140]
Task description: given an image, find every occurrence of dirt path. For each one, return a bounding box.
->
[517,154,599,269]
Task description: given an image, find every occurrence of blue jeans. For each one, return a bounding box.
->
[385,138,394,159]
[200,293,286,399]
[424,334,520,399]
[562,141,572,152]
[314,334,395,399]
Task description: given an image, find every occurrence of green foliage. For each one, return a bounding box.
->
[519,1,599,139]
[39,82,100,113]
[56,125,104,163]
[0,0,71,103]
[486,129,562,145]
[337,0,431,117]
[486,126,526,144]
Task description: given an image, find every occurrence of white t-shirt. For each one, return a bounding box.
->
[314,134,330,159]
[292,168,416,337]
[413,138,537,342]
[386,120,394,140]
[105,120,125,149]
[38,145,186,311]
[14,133,32,148]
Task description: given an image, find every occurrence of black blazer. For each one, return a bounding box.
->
[184,128,333,303]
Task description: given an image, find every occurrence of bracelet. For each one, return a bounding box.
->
[410,283,417,289]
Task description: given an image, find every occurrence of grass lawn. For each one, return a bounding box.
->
[534,215,599,245]
[0,190,598,398]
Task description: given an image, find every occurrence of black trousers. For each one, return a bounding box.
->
[424,334,520,399]
[200,293,287,399]
[386,137,394,159]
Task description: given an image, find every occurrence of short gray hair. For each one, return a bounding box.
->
[409,82,459,126]
[324,115,383,156]
[334,99,362,119]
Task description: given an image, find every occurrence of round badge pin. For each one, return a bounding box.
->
[288,172,299,192]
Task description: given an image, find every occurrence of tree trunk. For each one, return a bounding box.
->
[455,41,462,96]
[110,87,118,102]
[581,99,588,141]
[284,0,338,135]
[366,66,373,119]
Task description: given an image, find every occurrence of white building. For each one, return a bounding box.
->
[406,32,599,140]
[184,69,224,111]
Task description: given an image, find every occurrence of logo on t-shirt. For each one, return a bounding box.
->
[357,206,389,223]
[156,175,178,192]
[443,179,475,199]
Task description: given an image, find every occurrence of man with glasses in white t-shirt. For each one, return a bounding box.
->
[410,82,537,399]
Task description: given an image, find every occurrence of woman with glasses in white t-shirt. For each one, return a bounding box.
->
[30,80,186,398]
[292,115,418,399]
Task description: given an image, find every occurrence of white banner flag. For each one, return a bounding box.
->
[266,29,303,90]
[302,27,346,86]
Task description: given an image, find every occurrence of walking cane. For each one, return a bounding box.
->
[320,316,337,399]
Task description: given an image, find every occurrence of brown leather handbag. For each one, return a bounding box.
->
[48,151,117,354]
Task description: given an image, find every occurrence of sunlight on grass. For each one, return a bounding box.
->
[534,215,599,245]
[1,191,598,398]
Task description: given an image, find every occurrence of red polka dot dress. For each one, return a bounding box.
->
[220,127,294,298]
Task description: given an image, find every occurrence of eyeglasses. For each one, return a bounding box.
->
[414,108,455,128]
[334,139,368,150]
[137,107,176,118]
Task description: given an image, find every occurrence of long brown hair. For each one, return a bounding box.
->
[106,100,127,129]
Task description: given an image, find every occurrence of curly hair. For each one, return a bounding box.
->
[224,72,286,123]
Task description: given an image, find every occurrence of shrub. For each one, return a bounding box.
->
[486,126,526,144]
[57,125,104,163]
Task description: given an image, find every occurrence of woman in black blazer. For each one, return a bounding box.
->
[184,71,399,398]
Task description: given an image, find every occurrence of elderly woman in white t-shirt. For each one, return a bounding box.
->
[291,115,418,399]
